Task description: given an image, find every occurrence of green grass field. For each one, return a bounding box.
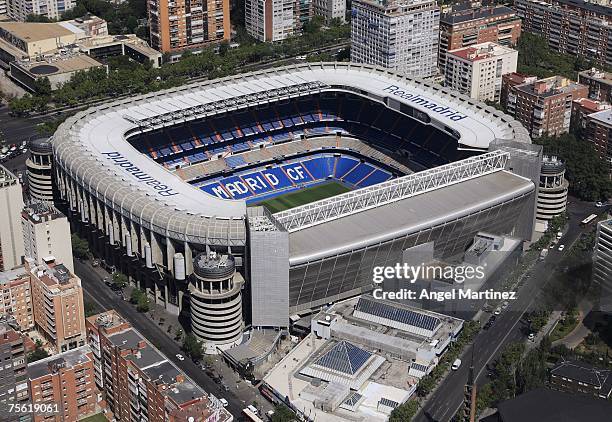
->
[253,182,351,213]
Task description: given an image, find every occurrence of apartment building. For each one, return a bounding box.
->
[571,97,611,133]
[245,0,312,42]
[147,0,230,55]
[594,217,612,313]
[350,0,440,78]
[0,319,30,421]
[313,0,345,23]
[22,202,73,273]
[27,258,86,353]
[503,75,588,138]
[0,165,24,272]
[439,4,521,74]
[445,42,517,102]
[578,68,612,104]
[0,268,33,331]
[515,0,612,66]
[584,108,612,174]
[27,346,98,422]
[86,310,233,422]
[7,0,75,21]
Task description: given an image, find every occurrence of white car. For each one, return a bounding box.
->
[528,333,535,342]
[596,201,604,207]
[176,354,185,361]
[501,301,509,309]
[494,307,502,315]
[220,398,228,407]
[558,244,565,252]
[451,359,462,370]
[247,404,259,415]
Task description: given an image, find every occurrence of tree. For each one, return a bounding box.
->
[389,400,419,422]
[130,288,144,304]
[136,293,150,313]
[27,340,50,363]
[111,272,128,288]
[182,333,203,360]
[32,77,52,96]
[271,404,296,422]
[84,301,97,317]
[71,233,91,260]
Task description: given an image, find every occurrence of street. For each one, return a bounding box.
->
[75,259,264,420]
[414,199,603,422]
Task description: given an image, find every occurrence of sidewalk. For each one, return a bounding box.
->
[552,300,593,349]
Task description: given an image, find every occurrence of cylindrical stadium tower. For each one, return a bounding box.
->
[189,252,244,353]
[536,155,569,231]
[26,137,54,202]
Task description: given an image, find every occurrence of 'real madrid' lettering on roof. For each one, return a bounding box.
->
[383,85,467,121]
[101,151,179,197]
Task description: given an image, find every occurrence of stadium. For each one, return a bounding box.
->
[52,63,539,348]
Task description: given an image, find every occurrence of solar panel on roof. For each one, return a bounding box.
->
[379,398,399,409]
[355,297,441,331]
[344,392,363,406]
[314,341,371,375]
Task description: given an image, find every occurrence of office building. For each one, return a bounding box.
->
[244,0,312,42]
[583,108,612,174]
[147,0,230,55]
[27,346,99,421]
[350,0,440,78]
[503,75,588,138]
[62,14,108,37]
[535,156,569,232]
[0,0,7,15]
[313,0,345,23]
[515,0,612,66]
[0,165,24,272]
[85,310,232,422]
[25,138,53,202]
[444,42,517,102]
[594,217,612,313]
[22,202,74,273]
[439,4,521,74]
[27,257,86,353]
[7,0,75,21]
[0,319,29,421]
[0,269,33,331]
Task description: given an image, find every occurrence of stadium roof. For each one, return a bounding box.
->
[53,63,529,228]
[288,169,534,264]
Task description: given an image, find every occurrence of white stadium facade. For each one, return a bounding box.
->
[52,63,542,348]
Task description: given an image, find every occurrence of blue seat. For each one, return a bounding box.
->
[281,162,313,184]
[343,163,375,185]
[335,157,359,178]
[357,169,391,187]
[260,167,293,189]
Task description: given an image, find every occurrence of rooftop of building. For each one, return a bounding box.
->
[514,75,586,98]
[87,310,128,331]
[0,164,18,187]
[169,397,233,421]
[440,3,516,24]
[522,0,612,18]
[22,202,65,224]
[0,267,29,286]
[573,97,611,113]
[0,22,77,43]
[448,42,516,62]
[587,107,612,126]
[27,345,92,380]
[16,54,103,77]
[26,256,80,289]
[579,68,612,83]
[491,388,612,422]
[0,321,23,345]
[551,360,612,395]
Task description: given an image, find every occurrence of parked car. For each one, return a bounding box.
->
[528,333,535,342]
[558,244,565,252]
[176,354,185,361]
[220,398,228,407]
[451,359,462,370]
[494,307,501,315]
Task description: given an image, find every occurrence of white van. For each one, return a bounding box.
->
[247,404,259,415]
[451,359,462,370]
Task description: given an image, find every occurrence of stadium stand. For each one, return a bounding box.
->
[127,93,459,172]
[198,153,393,202]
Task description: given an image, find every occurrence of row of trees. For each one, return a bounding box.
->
[9,19,349,115]
[533,134,612,202]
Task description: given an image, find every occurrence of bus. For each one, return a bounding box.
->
[581,214,598,226]
[242,407,264,422]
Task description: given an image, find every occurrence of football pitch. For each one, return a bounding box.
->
[253,182,351,213]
